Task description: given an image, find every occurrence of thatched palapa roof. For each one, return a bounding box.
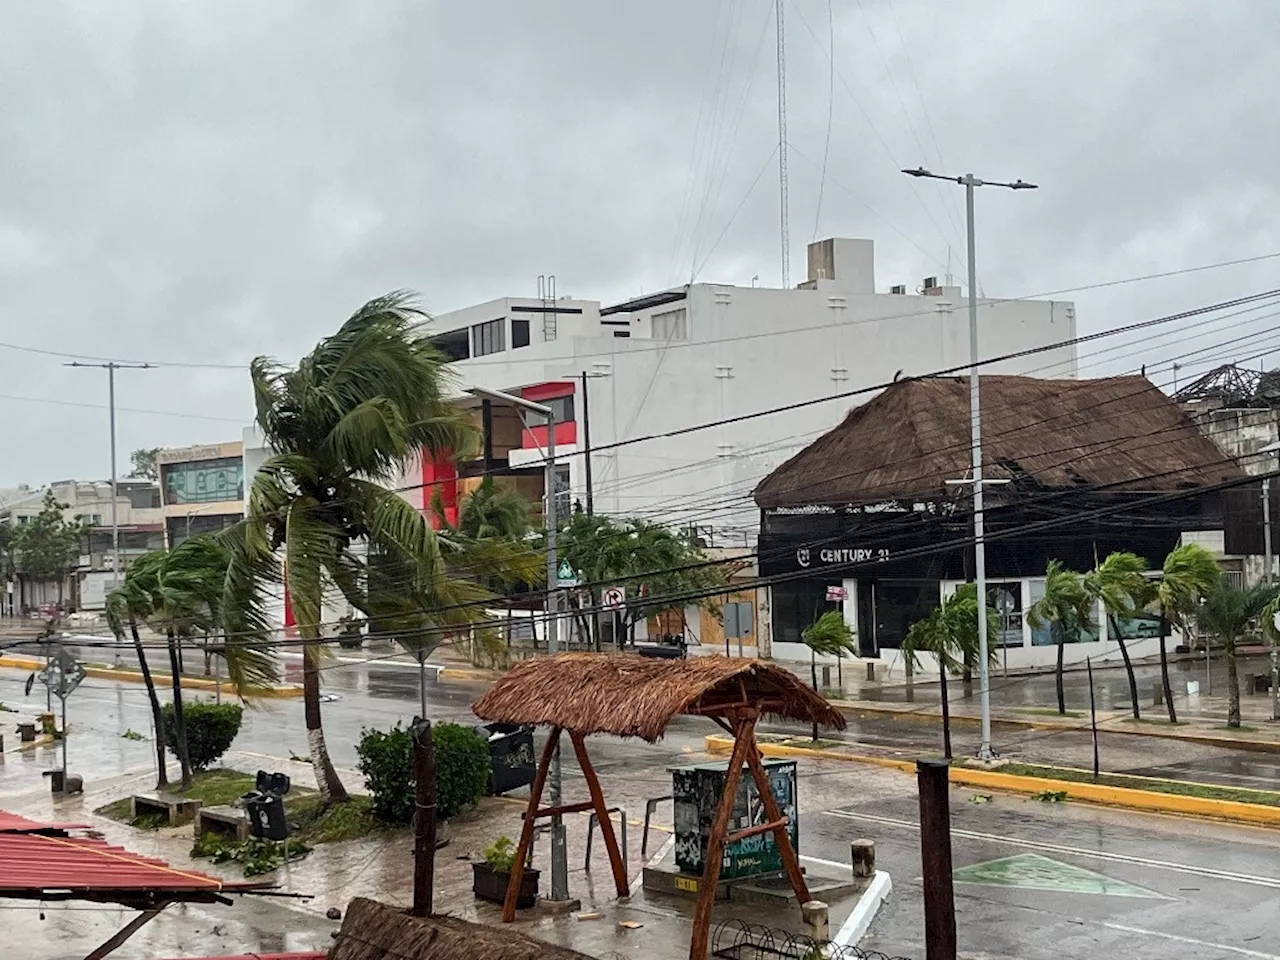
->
[329,897,597,960]
[472,654,846,741]
[754,374,1242,508]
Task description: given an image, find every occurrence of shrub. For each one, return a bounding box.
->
[483,835,517,873]
[356,721,493,824]
[161,702,243,771]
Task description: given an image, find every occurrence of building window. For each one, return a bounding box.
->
[553,464,571,517]
[652,307,687,341]
[770,579,840,646]
[472,318,506,357]
[511,319,531,349]
[90,514,103,527]
[429,328,470,361]
[546,395,575,425]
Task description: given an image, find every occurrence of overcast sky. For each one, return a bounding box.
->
[1,0,1277,487]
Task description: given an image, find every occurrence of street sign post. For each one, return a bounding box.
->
[602,585,627,610]
[825,585,848,602]
[38,650,86,777]
[556,560,579,587]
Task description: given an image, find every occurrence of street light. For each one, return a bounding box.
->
[903,166,1038,760]
[464,385,570,903]
[1259,440,1280,721]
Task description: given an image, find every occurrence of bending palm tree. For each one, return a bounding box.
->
[1084,552,1151,721]
[105,565,169,790]
[1198,576,1278,728]
[226,293,520,803]
[801,611,856,741]
[1027,560,1093,716]
[1155,544,1221,723]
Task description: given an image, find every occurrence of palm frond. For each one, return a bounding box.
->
[801,611,857,658]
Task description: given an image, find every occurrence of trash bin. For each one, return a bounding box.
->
[244,794,289,841]
[478,723,536,796]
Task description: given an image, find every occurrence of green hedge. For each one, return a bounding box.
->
[161,702,243,771]
[356,722,492,823]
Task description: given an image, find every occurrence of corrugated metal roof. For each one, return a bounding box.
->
[152,955,326,960]
[0,811,89,832]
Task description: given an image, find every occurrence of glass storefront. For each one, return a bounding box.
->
[161,458,244,505]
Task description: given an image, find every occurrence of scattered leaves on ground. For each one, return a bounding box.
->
[970,794,992,804]
[121,729,146,741]
[1032,790,1068,803]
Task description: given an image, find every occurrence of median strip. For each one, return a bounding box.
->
[0,654,303,698]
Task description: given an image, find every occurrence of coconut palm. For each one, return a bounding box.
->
[1154,544,1221,723]
[1027,560,1094,716]
[1083,552,1151,720]
[903,584,998,758]
[456,476,534,542]
[105,566,169,790]
[225,293,525,803]
[1197,576,1278,728]
[801,610,856,740]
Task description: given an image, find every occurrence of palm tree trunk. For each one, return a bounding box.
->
[131,620,168,790]
[1226,638,1242,728]
[304,642,349,804]
[940,667,952,760]
[166,630,192,789]
[1110,615,1141,720]
[810,648,819,742]
[1159,608,1177,723]
[1056,624,1066,715]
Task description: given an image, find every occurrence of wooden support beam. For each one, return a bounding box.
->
[726,816,788,845]
[689,719,753,960]
[503,726,561,922]
[85,906,166,960]
[742,724,811,907]
[709,716,735,737]
[524,800,596,820]
[571,731,629,898]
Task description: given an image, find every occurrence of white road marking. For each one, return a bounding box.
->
[824,809,1280,890]
[1096,921,1280,959]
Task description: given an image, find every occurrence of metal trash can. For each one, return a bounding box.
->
[478,723,536,795]
[244,794,289,842]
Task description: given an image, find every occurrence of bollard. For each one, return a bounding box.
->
[850,838,876,878]
[821,666,831,689]
[865,663,876,682]
[801,900,829,942]
[1153,683,1164,707]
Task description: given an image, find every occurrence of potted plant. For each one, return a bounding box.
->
[473,835,538,908]
[335,615,364,650]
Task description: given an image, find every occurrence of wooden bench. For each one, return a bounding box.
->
[132,794,202,826]
[194,804,250,842]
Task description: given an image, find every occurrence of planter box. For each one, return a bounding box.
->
[472,861,539,909]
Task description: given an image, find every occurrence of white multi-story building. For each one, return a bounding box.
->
[403,238,1079,546]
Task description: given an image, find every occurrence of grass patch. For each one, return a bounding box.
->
[993,762,1280,807]
[94,768,392,845]
[1010,707,1084,719]
[1218,724,1259,733]
[1120,716,1177,726]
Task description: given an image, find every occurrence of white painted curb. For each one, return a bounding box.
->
[833,870,892,947]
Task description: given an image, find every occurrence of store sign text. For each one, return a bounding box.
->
[796,547,890,568]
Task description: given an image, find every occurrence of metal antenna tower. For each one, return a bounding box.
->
[775,0,790,289]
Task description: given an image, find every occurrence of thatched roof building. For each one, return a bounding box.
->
[754,374,1241,508]
[329,897,597,960]
[472,653,845,741]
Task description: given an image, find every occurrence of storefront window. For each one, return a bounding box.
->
[770,579,840,646]
[161,458,244,505]
[1028,578,1100,646]
[988,582,1025,649]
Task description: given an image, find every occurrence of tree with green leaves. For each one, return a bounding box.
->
[553,513,726,650]
[14,491,88,607]
[1026,560,1094,716]
[1084,552,1152,720]
[127,447,161,481]
[1198,576,1278,728]
[224,293,531,804]
[800,610,856,740]
[1154,544,1221,723]
[902,584,998,758]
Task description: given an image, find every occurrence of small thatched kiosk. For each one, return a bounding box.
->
[329,896,597,959]
[472,654,846,960]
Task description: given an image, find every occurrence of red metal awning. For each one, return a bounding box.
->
[0,810,90,832]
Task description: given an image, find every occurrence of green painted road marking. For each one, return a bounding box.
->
[953,853,1167,899]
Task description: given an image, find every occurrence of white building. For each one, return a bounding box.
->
[405,238,1078,546]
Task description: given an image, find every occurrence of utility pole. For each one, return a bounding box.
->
[65,362,153,590]
[466,386,569,901]
[1259,442,1280,721]
[904,167,1036,760]
[775,0,790,289]
[580,371,595,516]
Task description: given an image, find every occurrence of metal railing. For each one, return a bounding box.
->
[712,920,912,960]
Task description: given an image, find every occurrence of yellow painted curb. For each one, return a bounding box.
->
[0,655,304,699]
[439,667,497,682]
[705,734,1280,828]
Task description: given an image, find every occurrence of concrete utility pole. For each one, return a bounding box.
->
[466,385,569,901]
[1259,442,1280,721]
[65,361,153,590]
[903,167,1037,760]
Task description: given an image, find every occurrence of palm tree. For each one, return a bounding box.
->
[903,585,998,758]
[456,476,533,541]
[1084,552,1151,720]
[801,611,856,740]
[1154,544,1221,723]
[226,293,520,804]
[1026,560,1094,716]
[1197,576,1278,728]
[105,565,169,790]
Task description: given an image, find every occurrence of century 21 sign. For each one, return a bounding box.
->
[796,547,890,568]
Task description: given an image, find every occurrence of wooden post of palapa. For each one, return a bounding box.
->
[917,759,957,960]
[411,717,436,917]
[570,731,629,897]
[742,722,811,906]
[502,726,562,922]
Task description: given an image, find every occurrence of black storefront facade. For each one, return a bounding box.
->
[753,375,1244,672]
